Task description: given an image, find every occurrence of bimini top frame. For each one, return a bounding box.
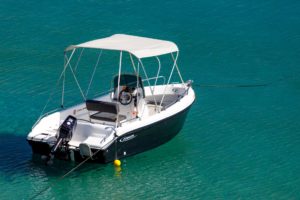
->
[62,34,185,108]
[33,34,185,129]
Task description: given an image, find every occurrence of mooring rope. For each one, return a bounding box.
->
[194,83,269,88]
[193,77,285,88]
[29,149,102,200]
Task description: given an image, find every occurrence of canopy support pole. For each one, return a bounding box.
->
[139,58,158,108]
[36,49,75,124]
[160,52,179,107]
[115,51,123,127]
[64,52,86,101]
[117,51,123,100]
[61,57,66,108]
[129,53,137,74]
[154,56,161,93]
[135,61,140,115]
[86,50,102,96]
[74,48,84,72]
[61,49,76,108]
[171,52,184,84]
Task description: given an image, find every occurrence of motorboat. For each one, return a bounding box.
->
[27,34,195,163]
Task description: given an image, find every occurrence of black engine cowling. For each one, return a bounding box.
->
[51,115,77,154]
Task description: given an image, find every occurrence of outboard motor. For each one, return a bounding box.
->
[46,115,77,164]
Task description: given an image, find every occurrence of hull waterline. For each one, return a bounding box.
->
[27,104,192,163]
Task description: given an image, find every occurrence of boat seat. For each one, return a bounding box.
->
[86,100,126,122]
[145,94,180,109]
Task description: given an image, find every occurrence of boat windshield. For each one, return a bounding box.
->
[113,74,145,97]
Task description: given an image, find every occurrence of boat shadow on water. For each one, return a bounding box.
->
[0,131,189,181]
[0,133,106,180]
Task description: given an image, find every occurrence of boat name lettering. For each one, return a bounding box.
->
[120,134,136,142]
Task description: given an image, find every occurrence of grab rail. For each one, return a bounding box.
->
[31,108,62,129]
[142,76,166,85]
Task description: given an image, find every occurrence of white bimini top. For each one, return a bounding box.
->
[65,34,178,59]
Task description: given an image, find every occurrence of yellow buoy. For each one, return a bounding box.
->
[114,159,121,167]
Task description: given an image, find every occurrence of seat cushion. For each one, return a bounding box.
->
[90,112,126,122]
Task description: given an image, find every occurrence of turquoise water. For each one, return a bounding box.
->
[1,0,300,199]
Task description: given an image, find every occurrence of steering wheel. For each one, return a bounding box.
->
[119,89,133,105]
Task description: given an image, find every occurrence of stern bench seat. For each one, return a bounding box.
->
[86,100,126,122]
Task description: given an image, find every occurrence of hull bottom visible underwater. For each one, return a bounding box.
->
[27,106,192,164]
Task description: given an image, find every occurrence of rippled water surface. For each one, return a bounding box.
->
[1,0,300,199]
